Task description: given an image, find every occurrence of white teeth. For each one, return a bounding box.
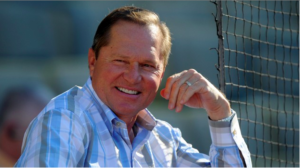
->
[117,87,139,95]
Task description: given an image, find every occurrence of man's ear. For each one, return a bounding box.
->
[88,48,96,77]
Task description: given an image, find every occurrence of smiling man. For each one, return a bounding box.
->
[15,6,251,167]
[88,21,165,139]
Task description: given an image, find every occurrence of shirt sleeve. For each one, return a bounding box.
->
[208,110,252,167]
[14,109,88,167]
[174,110,252,167]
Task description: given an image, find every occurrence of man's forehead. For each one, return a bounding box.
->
[108,21,164,64]
[111,20,161,37]
[109,21,162,47]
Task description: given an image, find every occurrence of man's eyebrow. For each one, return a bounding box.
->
[111,54,129,59]
[142,59,158,65]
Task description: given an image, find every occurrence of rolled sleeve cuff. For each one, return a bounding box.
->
[208,110,253,167]
[208,110,237,147]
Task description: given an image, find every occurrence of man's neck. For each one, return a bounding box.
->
[116,113,138,143]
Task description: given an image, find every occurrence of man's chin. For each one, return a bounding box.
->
[111,106,141,117]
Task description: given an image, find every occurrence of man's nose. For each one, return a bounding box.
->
[123,64,142,84]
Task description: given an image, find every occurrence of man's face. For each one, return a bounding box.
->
[88,20,165,118]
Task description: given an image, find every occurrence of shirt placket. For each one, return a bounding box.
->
[114,121,132,149]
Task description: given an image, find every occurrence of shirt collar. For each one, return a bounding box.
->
[84,77,117,134]
[136,108,157,131]
[84,77,157,132]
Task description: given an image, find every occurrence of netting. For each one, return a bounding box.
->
[212,0,299,167]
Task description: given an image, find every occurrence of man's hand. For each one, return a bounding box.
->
[160,69,231,120]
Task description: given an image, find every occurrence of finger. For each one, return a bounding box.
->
[164,72,185,100]
[168,71,193,110]
[180,72,206,104]
[176,75,198,102]
[175,74,200,112]
[160,88,167,99]
[175,82,189,112]
[164,69,196,100]
[180,80,206,107]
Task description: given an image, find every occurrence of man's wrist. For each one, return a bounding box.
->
[208,107,232,121]
[207,98,231,120]
[214,109,235,122]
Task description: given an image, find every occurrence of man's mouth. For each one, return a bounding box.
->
[116,87,141,95]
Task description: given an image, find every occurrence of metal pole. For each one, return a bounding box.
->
[217,0,225,93]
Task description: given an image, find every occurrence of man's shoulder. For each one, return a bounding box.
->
[24,86,94,138]
[151,119,183,143]
[42,85,92,117]
[154,119,181,135]
[155,119,173,128]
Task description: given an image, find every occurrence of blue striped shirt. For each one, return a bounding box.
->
[15,78,252,167]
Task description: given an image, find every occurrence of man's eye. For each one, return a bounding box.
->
[115,60,125,63]
[143,64,153,68]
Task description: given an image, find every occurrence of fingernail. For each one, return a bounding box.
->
[169,103,173,109]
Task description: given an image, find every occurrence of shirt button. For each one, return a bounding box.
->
[116,122,121,127]
[232,130,237,135]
